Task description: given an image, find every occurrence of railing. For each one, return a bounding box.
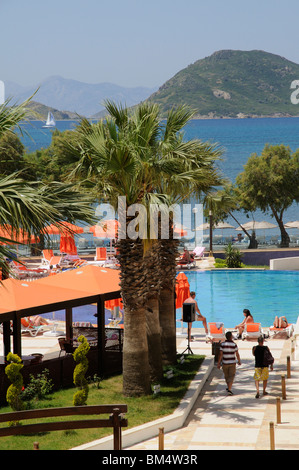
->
[0,405,128,450]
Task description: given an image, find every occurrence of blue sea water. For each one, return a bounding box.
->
[23,119,299,327]
[19,117,299,237]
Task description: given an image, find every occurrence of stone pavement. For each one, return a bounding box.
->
[126,328,299,451]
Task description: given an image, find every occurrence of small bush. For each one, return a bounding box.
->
[21,369,54,402]
[73,335,90,406]
[224,243,243,268]
[5,352,24,413]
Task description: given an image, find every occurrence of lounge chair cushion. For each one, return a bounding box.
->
[246,323,261,332]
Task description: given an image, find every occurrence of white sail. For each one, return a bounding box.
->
[44,112,56,127]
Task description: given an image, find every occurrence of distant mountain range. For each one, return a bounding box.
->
[4,76,158,118]
[5,50,299,120]
[146,50,299,118]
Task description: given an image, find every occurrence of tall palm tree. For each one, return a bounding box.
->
[65,101,223,394]
[0,99,95,270]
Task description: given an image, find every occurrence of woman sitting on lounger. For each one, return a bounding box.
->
[235,309,254,338]
[274,316,288,328]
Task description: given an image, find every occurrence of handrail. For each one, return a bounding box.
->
[0,404,128,450]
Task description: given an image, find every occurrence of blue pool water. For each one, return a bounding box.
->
[45,270,299,329]
[177,270,299,328]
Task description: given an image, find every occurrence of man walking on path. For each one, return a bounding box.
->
[217,331,241,395]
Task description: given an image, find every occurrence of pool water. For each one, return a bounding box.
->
[177,270,299,328]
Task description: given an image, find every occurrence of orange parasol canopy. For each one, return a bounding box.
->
[36,264,121,297]
[89,220,119,239]
[59,235,78,255]
[175,272,190,309]
[44,222,84,235]
[0,225,39,244]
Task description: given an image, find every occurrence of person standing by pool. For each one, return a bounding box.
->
[235,308,254,338]
[183,291,208,340]
[252,335,274,398]
[217,331,241,395]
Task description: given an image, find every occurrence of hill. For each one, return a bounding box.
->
[146,50,299,118]
[5,76,157,118]
[25,101,78,120]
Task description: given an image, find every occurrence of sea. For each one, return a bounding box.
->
[20,117,299,325]
[18,117,299,241]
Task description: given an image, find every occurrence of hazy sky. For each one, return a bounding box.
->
[1,0,299,88]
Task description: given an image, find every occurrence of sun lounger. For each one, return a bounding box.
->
[94,247,107,261]
[21,319,44,337]
[41,249,54,265]
[242,322,264,340]
[9,260,48,279]
[205,322,226,343]
[269,323,294,338]
[193,246,206,258]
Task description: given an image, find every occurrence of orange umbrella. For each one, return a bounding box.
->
[0,225,39,245]
[175,272,190,309]
[173,224,188,238]
[59,235,78,255]
[44,222,84,235]
[89,220,119,239]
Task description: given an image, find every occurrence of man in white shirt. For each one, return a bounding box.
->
[217,331,241,395]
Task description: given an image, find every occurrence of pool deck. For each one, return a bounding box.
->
[1,326,298,451]
[126,328,299,451]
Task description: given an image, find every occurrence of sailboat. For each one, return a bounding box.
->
[43,112,56,128]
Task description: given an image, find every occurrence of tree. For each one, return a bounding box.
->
[0,99,95,270]
[204,186,259,249]
[66,101,223,395]
[235,144,299,247]
[0,132,25,176]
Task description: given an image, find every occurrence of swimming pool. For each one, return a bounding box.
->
[177,270,299,328]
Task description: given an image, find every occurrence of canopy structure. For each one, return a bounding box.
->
[284,221,299,229]
[235,220,277,231]
[0,265,121,359]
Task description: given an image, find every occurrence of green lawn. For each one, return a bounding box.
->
[0,355,204,450]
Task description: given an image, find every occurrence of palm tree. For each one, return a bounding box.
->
[0,99,95,271]
[66,101,223,394]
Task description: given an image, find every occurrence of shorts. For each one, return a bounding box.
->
[254,367,269,381]
[222,363,236,384]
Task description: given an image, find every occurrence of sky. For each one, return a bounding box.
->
[1,0,299,89]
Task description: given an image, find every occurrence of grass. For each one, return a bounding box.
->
[0,354,204,450]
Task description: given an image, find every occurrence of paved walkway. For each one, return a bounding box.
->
[126,329,299,451]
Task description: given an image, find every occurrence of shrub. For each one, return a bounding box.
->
[224,243,243,268]
[5,352,25,414]
[73,335,90,406]
[21,369,54,402]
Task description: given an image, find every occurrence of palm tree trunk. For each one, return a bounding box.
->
[117,237,151,396]
[146,297,163,382]
[159,286,177,365]
[158,235,178,365]
[144,242,163,382]
[122,306,151,396]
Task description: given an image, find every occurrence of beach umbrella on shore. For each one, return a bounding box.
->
[235,220,278,243]
[284,221,299,229]
[235,221,277,231]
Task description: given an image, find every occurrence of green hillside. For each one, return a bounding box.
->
[25,101,78,120]
[147,50,299,118]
